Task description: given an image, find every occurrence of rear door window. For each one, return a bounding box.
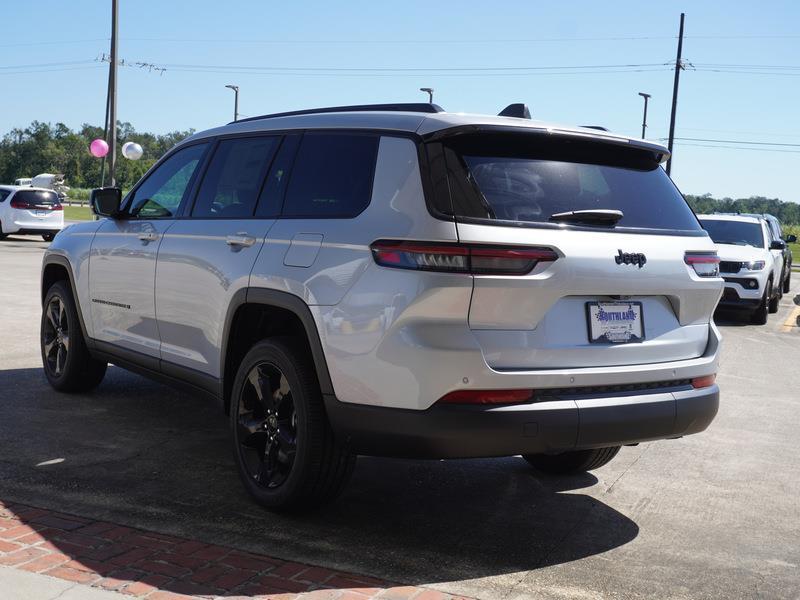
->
[440,133,702,232]
[191,136,280,218]
[281,132,379,218]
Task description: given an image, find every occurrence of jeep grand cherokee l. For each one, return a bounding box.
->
[40,103,722,510]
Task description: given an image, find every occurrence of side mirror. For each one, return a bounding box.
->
[786,234,797,244]
[770,239,786,251]
[90,187,122,218]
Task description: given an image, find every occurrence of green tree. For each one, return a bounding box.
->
[0,121,194,190]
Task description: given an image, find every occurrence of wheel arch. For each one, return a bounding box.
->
[41,255,92,346]
[221,288,335,414]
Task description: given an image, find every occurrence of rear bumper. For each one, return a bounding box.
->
[9,228,61,236]
[325,384,719,459]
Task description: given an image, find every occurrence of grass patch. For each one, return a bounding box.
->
[63,205,93,221]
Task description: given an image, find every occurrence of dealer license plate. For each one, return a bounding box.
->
[586,301,644,344]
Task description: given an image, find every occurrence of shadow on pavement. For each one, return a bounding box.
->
[0,366,639,593]
[713,308,751,327]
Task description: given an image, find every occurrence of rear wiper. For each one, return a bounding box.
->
[549,209,624,225]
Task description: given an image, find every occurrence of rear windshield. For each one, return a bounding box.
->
[700,219,764,248]
[14,190,58,205]
[439,133,702,232]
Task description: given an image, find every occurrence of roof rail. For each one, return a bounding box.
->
[233,103,445,124]
[581,125,610,131]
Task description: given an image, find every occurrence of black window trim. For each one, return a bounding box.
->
[183,133,285,220]
[120,127,419,222]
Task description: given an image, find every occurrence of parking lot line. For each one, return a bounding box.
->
[781,305,800,332]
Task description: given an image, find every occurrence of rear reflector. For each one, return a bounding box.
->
[371,241,557,275]
[685,252,720,278]
[437,389,535,405]
[691,374,716,389]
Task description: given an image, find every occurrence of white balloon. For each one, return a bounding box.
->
[122,141,144,160]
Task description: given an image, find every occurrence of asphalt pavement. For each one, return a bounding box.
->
[1,233,799,599]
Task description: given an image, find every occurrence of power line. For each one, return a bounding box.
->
[673,142,800,154]
[168,67,672,78]
[0,66,104,75]
[163,61,667,72]
[694,68,800,76]
[1,33,799,48]
[0,60,95,70]
[0,39,108,48]
[670,137,800,147]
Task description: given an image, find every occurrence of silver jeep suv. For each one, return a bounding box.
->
[40,103,723,510]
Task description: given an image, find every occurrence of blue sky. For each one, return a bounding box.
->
[2,0,799,202]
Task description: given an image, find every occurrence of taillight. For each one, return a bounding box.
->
[691,374,716,389]
[438,389,535,405]
[53,203,63,211]
[684,252,720,278]
[370,241,557,275]
[9,199,29,209]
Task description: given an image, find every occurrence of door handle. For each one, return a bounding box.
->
[226,233,256,248]
[138,232,159,242]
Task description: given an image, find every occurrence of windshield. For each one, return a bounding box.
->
[700,219,764,248]
[440,133,702,232]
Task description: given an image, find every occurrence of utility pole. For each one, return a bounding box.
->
[107,0,119,186]
[666,12,685,176]
[100,77,110,187]
[638,92,651,139]
[420,87,434,103]
[225,85,240,121]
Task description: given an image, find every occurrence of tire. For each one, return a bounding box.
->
[229,338,355,511]
[750,280,770,325]
[0,221,7,240]
[768,278,780,314]
[42,233,55,242]
[523,446,621,475]
[784,269,791,294]
[41,281,107,392]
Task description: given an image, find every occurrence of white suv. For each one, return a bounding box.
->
[698,214,783,324]
[40,103,723,510]
[0,185,64,241]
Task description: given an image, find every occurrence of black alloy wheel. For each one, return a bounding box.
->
[236,362,298,489]
[40,281,107,392]
[229,338,355,511]
[42,295,69,377]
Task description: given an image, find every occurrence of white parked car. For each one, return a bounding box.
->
[698,214,783,324]
[0,185,64,242]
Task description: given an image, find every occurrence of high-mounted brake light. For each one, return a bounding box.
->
[370,241,557,275]
[438,389,535,405]
[684,252,720,278]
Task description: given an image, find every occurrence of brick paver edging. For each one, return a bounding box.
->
[0,501,468,600]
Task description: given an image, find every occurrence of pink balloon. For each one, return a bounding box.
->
[90,139,109,158]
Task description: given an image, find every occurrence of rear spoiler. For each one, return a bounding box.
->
[423,124,670,164]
